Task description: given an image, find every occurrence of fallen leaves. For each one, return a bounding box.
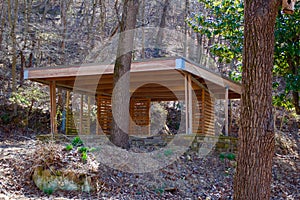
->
[0,131,299,199]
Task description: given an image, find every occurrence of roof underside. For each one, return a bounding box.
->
[24,57,241,100]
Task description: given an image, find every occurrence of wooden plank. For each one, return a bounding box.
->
[95,81,198,95]
[68,72,185,87]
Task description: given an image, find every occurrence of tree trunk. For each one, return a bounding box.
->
[292,91,300,115]
[288,55,300,115]
[20,51,25,86]
[141,0,145,58]
[233,1,280,199]
[60,0,67,64]
[183,0,189,57]
[154,0,169,57]
[97,0,106,40]
[7,0,19,115]
[88,0,97,42]
[110,0,139,149]
[0,2,5,52]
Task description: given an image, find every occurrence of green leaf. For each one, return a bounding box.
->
[65,144,73,151]
[78,146,89,153]
[81,151,88,161]
[71,136,83,147]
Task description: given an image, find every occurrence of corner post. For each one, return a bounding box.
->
[185,74,188,134]
[188,74,193,134]
[66,91,70,134]
[87,95,91,134]
[80,94,83,134]
[225,86,229,136]
[50,81,57,135]
[96,95,101,135]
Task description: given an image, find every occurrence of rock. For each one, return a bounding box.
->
[32,166,95,194]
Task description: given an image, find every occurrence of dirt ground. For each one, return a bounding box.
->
[0,130,299,200]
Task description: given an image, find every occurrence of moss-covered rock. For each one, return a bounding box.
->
[32,166,95,194]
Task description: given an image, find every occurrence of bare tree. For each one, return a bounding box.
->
[110,0,139,149]
[0,2,5,52]
[7,0,19,114]
[154,0,169,57]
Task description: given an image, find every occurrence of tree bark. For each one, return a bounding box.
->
[88,0,97,42]
[20,51,25,86]
[288,55,300,115]
[110,0,139,149]
[154,0,169,57]
[292,91,300,114]
[97,0,106,40]
[0,2,5,52]
[60,0,67,64]
[183,0,189,57]
[233,1,280,199]
[7,0,19,115]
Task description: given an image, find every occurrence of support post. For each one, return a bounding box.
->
[49,81,57,135]
[148,98,151,136]
[201,88,205,134]
[66,91,70,134]
[188,74,193,134]
[80,94,83,134]
[184,74,188,134]
[87,95,91,134]
[96,95,99,135]
[141,0,145,58]
[183,0,189,57]
[96,121,100,135]
[225,86,229,136]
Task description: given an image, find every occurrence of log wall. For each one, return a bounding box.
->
[66,94,91,135]
[97,96,112,134]
[96,96,150,135]
[192,88,215,135]
[67,89,215,135]
[129,98,150,135]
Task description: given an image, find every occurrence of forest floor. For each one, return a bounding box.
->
[0,129,299,200]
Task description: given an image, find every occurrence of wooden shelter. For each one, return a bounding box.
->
[24,57,241,136]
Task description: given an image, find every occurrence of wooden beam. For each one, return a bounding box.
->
[68,76,186,88]
[225,86,229,136]
[49,81,57,135]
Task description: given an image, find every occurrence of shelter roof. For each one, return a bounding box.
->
[24,57,241,100]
